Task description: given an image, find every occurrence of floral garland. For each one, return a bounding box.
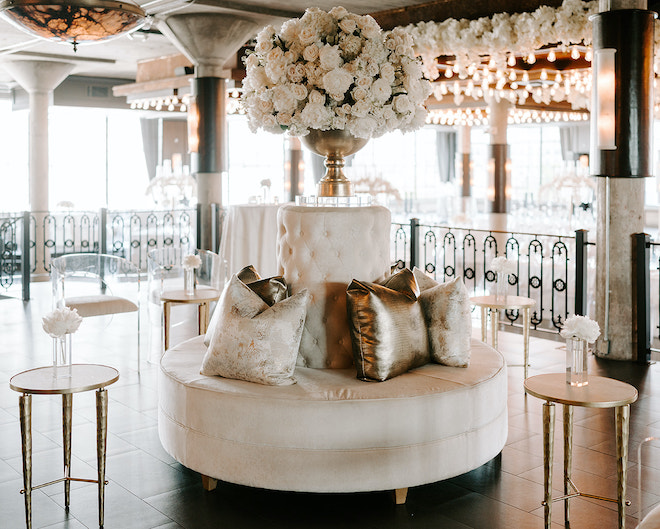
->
[404,0,598,81]
[241,6,432,139]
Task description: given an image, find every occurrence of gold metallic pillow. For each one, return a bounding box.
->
[346,268,429,382]
[413,268,471,368]
[204,265,288,346]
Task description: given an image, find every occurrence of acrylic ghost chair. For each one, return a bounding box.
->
[50,253,141,370]
[146,248,225,361]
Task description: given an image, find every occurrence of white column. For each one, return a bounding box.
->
[3,60,74,278]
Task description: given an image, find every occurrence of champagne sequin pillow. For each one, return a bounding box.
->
[200,273,309,386]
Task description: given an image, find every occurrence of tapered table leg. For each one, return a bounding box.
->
[491,308,499,350]
[62,393,72,509]
[543,401,555,529]
[523,306,530,379]
[563,404,573,525]
[96,389,108,528]
[616,404,630,529]
[19,394,32,529]
[163,301,171,351]
[480,307,488,343]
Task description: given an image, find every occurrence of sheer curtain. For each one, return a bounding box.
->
[436,130,456,183]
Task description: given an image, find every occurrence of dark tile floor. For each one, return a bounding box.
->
[1,282,659,528]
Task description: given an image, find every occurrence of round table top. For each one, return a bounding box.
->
[524,373,638,408]
[10,364,119,395]
[470,294,536,310]
[161,287,221,303]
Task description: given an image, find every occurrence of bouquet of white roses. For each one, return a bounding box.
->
[560,315,600,343]
[490,256,517,275]
[183,254,202,269]
[42,307,83,338]
[241,6,432,139]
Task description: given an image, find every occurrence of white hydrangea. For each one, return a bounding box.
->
[42,307,83,338]
[241,6,431,140]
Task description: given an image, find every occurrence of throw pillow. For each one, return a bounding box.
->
[200,274,309,385]
[346,268,429,382]
[413,268,471,367]
[204,265,288,346]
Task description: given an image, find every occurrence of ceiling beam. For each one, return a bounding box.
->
[371,0,563,30]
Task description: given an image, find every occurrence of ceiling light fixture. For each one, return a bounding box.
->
[0,0,146,51]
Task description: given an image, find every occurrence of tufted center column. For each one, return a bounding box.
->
[277,205,391,368]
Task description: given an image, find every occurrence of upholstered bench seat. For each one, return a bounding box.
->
[158,335,508,494]
[65,295,138,318]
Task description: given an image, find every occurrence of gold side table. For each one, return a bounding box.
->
[10,364,119,529]
[160,288,221,351]
[470,294,536,378]
[524,373,638,529]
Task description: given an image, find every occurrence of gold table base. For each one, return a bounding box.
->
[526,374,638,529]
[11,364,118,529]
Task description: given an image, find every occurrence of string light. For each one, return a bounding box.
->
[527,52,536,64]
[571,47,581,60]
[547,50,556,62]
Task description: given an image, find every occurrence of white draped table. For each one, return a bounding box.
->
[219,203,283,278]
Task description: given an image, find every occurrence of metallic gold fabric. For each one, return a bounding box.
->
[237,265,287,306]
[347,269,429,382]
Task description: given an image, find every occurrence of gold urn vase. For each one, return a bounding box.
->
[301,129,368,197]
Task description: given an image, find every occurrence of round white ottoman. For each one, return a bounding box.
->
[158,335,508,496]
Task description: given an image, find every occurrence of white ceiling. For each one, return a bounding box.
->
[0,0,426,90]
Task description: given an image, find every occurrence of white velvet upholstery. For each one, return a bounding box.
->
[277,205,391,368]
[159,335,508,493]
[639,505,660,528]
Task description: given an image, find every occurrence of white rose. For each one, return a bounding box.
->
[332,115,347,129]
[357,15,380,39]
[287,64,303,83]
[266,47,284,63]
[329,6,349,19]
[277,112,293,127]
[339,17,357,35]
[352,99,371,117]
[393,94,414,114]
[372,78,392,103]
[256,97,274,114]
[319,44,343,71]
[342,103,352,115]
[299,26,317,46]
[323,67,354,100]
[308,90,325,104]
[245,54,259,69]
[356,76,372,89]
[290,84,308,100]
[280,19,299,43]
[303,44,319,62]
[255,39,272,54]
[352,86,368,101]
[382,105,396,120]
[248,66,270,90]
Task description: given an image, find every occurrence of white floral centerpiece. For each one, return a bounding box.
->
[42,307,82,372]
[490,256,516,299]
[560,314,600,343]
[561,314,600,387]
[241,6,432,140]
[183,254,202,270]
[490,256,517,275]
[183,254,202,294]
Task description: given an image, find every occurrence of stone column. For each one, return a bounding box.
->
[160,13,265,251]
[591,0,654,360]
[3,60,74,278]
[457,124,471,198]
[286,137,304,202]
[488,98,510,215]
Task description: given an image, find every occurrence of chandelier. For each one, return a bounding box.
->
[0,0,146,51]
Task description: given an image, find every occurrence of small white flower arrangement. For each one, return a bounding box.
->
[241,6,432,139]
[183,254,202,270]
[560,315,600,343]
[490,256,517,275]
[42,307,82,338]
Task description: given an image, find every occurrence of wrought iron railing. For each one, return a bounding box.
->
[391,218,594,335]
